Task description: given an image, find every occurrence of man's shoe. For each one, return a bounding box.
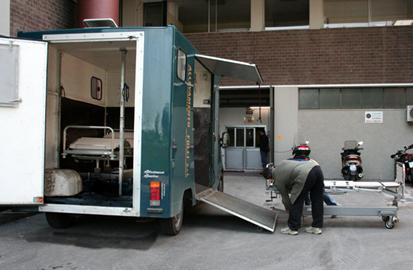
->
[305,226,322,235]
[280,227,298,235]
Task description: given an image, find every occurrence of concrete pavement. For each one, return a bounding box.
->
[0,173,413,270]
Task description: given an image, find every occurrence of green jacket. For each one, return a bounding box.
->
[272,159,319,210]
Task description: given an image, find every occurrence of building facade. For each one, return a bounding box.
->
[2,0,413,179]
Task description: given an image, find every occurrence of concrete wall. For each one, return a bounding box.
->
[273,87,299,164]
[310,0,324,29]
[167,1,183,31]
[186,26,413,86]
[298,109,413,180]
[250,0,265,31]
[0,0,10,36]
[269,86,413,180]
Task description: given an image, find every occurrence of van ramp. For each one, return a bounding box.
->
[196,189,277,232]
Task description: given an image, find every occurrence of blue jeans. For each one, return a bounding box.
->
[305,192,337,206]
[260,151,268,168]
[323,193,337,206]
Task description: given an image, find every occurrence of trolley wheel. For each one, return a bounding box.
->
[45,213,75,229]
[160,202,184,236]
[384,216,396,229]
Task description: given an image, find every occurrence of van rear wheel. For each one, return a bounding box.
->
[45,213,75,229]
[160,204,183,236]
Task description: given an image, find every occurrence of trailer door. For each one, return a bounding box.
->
[0,38,48,205]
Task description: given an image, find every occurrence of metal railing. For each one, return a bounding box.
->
[62,125,116,159]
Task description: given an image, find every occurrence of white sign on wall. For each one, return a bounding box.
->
[365,111,383,123]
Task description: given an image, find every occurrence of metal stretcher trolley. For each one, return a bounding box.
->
[62,125,133,169]
[265,163,406,229]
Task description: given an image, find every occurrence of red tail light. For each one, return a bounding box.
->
[150,181,161,206]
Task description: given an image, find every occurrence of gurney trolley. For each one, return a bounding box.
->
[265,162,406,229]
[62,125,133,170]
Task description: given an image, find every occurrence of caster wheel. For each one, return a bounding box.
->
[384,216,397,229]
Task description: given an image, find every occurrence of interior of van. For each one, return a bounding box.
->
[45,40,137,208]
[44,40,214,208]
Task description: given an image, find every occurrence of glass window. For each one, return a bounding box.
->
[91,76,103,100]
[325,0,369,24]
[384,88,406,108]
[406,88,413,105]
[362,88,383,108]
[320,88,340,109]
[217,0,250,32]
[143,1,167,26]
[300,87,409,110]
[370,0,411,22]
[173,0,250,33]
[299,89,319,109]
[175,0,209,33]
[227,128,235,147]
[235,128,244,147]
[341,88,361,109]
[177,49,187,81]
[266,0,309,27]
[0,44,19,106]
[246,128,254,147]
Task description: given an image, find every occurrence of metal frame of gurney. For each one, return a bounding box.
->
[62,125,133,165]
[265,162,406,229]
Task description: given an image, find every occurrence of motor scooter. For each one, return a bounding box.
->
[391,144,413,185]
[341,140,364,181]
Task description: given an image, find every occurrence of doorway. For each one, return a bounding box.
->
[219,86,274,172]
[224,125,266,171]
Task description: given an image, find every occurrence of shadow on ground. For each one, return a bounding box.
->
[184,203,274,234]
[21,206,270,250]
[0,210,34,225]
[23,215,158,250]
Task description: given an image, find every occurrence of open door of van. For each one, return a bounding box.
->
[0,38,48,205]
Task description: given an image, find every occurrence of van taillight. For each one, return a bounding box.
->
[150,181,161,206]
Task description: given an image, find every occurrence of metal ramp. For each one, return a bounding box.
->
[196,189,277,232]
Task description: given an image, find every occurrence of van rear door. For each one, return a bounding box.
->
[0,38,48,205]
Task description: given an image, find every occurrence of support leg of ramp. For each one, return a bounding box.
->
[196,189,277,232]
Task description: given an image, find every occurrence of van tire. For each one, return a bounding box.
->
[160,202,183,236]
[45,213,75,229]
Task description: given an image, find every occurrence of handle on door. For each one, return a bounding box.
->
[172,140,178,159]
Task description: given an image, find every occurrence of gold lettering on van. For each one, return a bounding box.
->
[184,64,193,177]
